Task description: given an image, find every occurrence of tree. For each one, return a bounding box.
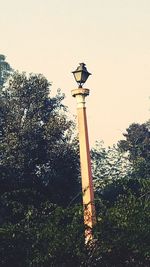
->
[91,141,132,202]
[92,178,150,267]
[1,185,149,267]
[92,141,132,189]
[1,67,149,266]
[92,120,150,202]
[0,72,80,208]
[89,122,150,266]
[0,202,86,267]
[118,122,150,179]
[0,71,81,266]
[0,54,12,86]
[0,55,13,148]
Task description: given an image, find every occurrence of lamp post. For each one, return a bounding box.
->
[71,63,96,242]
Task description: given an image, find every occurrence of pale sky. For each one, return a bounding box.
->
[1,0,150,146]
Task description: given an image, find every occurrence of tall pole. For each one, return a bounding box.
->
[71,87,96,242]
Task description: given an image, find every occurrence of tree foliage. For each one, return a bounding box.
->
[0,63,149,266]
[0,72,80,207]
[0,54,12,86]
[118,122,150,179]
[1,180,149,267]
[93,178,150,267]
[91,141,132,190]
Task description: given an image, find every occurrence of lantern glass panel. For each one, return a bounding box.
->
[73,71,82,83]
[81,72,89,83]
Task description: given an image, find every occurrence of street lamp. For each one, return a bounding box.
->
[72,63,91,88]
[71,63,96,242]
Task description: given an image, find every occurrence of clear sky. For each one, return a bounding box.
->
[1,0,150,146]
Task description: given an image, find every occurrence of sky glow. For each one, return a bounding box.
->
[1,0,150,146]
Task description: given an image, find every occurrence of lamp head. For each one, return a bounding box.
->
[72,63,91,88]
